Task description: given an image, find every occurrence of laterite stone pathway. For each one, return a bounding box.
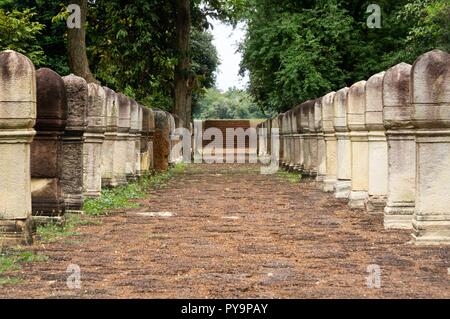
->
[2,164,450,298]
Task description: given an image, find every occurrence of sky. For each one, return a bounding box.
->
[208,18,249,92]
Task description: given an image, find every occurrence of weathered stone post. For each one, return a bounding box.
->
[321,91,337,192]
[168,113,178,165]
[347,81,369,209]
[382,62,415,229]
[294,104,304,172]
[315,98,326,188]
[333,87,352,199]
[285,111,293,170]
[61,75,87,213]
[301,101,312,176]
[135,104,143,177]
[280,113,289,169]
[289,111,296,171]
[114,93,131,185]
[365,72,388,212]
[154,110,170,171]
[290,107,299,171]
[83,83,106,198]
[278,114,285,165]
[127,99,139,181]
[31,68,67,223]
[0,50,36,245]
[101,87,119,187]
[308,99,318,177]
[140,107,150,174]
[411,50,450,244]
[148,109,155,169]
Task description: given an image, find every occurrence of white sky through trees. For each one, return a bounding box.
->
[208,18,249,92]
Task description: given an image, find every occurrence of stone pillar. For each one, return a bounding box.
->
[382,62,415,229]
[280,113,287,168]
[308,100,318,177]
[62,74,87,213]
[291,107,300,171]
[289,111,296,170]
[127,99,139,181]
[114,93,130,185]
[411,50,450,244]
[31,68,67,224]
[321,91,337,192]
[168,113,177,165]
[365,72,388,212]
[294,105,304,172]
[141,107,150,175]
[154,110,170,171]
[347,81,369,209]
[148,109,155,170]
[0,50,36,245]
[135,104,143,177]
[83,83,106,198]
[315,98,326,188]
[333,87,352,199]
[277,114,284,164]
[301,101,312,176]
[101,87,119,187]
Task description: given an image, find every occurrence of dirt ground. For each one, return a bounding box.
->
[2,164,449,298]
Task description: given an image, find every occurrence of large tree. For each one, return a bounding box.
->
[67,0,96,83]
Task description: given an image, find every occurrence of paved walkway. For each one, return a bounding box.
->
[2,164,449,298]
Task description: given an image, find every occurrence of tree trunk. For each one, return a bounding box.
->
[67,0,97,83]
[174,0,191,128]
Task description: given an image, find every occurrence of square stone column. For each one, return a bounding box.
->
[62,74,88,213]
[308,99,318,177]
[0,50,36,245]
[127,99,139,181]
[321,91,337,192]
[84,83,106,198]
[148,109,155,170]
[333,87,352,198]
[277,114,284,165]
[168,113,177,165]
[280,113,288,168]
[347,81,369,209]
[289,111,297,171]
[31,68,67,224]
[382,62,415,229]
[140,107,151,174]
[301,101,313,176]
[315,98,326,188]
[411,50,450,244]
[154,110,170,171]
[135,104,143,177]
[365,72,388,212]
[114,93,131,185]
[291,106,300,171]
[101,87,119,187]
[294,105,304,173]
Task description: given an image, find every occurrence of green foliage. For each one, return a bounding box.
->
[0,250,48,287]
[37,218,81,244]
[193,87,271,119]
[0,0,70,75]
[240,0,449,114]
[0,8,45,65]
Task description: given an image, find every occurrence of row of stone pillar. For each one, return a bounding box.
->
[0,50,180,245]
[258,49,450,244]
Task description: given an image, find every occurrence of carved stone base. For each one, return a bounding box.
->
[384,205,414,229]
[411,216,450,245]
[0,217,35,246]
[335,180,351,199]
[366,195,387,212]
[348,191,368,209]
[322,178,336,193]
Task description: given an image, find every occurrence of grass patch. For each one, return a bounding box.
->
[276,170,302,183]
[36,215,82,244]
[83,163,187,216]
[0,250,48,286]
